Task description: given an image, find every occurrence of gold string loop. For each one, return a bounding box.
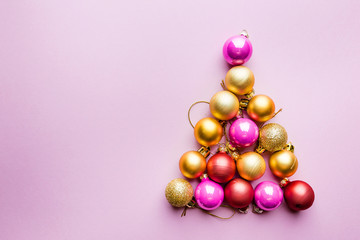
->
[187,101,210,128]
[181,199,236,219]
[195,204,236,219]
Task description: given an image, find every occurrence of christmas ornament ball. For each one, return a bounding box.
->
[207,152,236,183]
[165,178,194,207]
[224,178,254,209]
[269,150,298,178]
[194,118,223,146]
[195,175,224,210]
[210,90,239,120]
[229,118,259,147]
[225,66,255,95]
[259,123,288,152]
[254,181,283,211]
[223,34,253,65]
[247,95,275,122]
[179,151,206,179]
[236,151,266,181]
[284,180,315,211]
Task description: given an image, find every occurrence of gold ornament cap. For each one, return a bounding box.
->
[165,178,193,208]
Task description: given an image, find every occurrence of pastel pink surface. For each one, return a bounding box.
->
[0,1,360,240]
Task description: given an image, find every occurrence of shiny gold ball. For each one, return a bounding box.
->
[179,151,206,179]
[259,123,288,152]
[194,118,223,146]
[225,66,255,95]
[210,90,239,120]
[236,152,266,181]
[247,95,275,122]
[269,150,298,178]
[165,178,193,207]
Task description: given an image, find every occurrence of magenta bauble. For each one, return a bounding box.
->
[229,118,259,147]
[194,175,224,210]
[223,34,253,65]
[254,181,283,211]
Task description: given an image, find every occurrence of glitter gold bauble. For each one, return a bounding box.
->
[165,178,193,207]
[269,150,298,178]
[259,123,288,152]
[194,118,223,146]
[210,90,239,120]
[247,95,275,122]
[225,66,255,95]
[179,151,206,179]
[236,152,266,181]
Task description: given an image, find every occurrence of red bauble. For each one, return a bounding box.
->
[284,180,315,211]
[224,178,254,209]
[207,152,236,183]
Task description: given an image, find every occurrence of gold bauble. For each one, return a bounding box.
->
[259,123,288,152]
[269,150,298,178]
[165,178,193,207]
[236,152,266,181]
[225,66,255,95]
[179,151,206,179]
[194,118,223,146]
[247,95,275,122]
[210,90,239,120]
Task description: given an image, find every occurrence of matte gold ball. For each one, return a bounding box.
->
[165,178,193,207]
[194,118,223,146]
[210,90,239,120]
[247,95,275,122]
[269,150,298,178]
[236,152,266,181]
[259,123,288,152]
[225,66,255,95]
[179,151,206,179]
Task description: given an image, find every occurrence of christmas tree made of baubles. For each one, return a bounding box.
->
[165,31,315,217]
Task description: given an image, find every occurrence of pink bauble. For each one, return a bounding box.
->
[195,175,224,210]
[229,118,259,147]
[223,34,253,65]
[254,181,283,211]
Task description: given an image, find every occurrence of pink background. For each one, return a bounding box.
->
[1,0,360,239]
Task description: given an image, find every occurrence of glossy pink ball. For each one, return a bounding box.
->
[223,34,253,65]
[254,181,283,211]
[195,175,224,210]
[229,118,259,147]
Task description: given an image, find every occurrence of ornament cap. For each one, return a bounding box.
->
[230,151,240,161]
[244,89,255,99]
[238,206,249,214]
[240,30,249,38]
[252,204,264,214]
[239,98,249,109]
[217,144,227,153]
[226,142,237,152]
[200,173,208,180]
[284,142,295,153]
[280,178,290,188]
[255,145,265,154]
[197,146,210,158]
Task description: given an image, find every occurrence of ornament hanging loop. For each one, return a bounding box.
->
[187,101,210,128]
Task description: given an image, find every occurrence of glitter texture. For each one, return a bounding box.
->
[259,123,288,152]
[165,178,193,207]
